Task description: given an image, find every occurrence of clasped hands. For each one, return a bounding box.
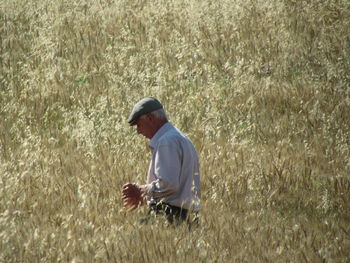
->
[121,183,146,211]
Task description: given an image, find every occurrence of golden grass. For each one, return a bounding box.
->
[0,0,349,262]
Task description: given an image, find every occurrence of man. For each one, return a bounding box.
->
[121,97,200,225]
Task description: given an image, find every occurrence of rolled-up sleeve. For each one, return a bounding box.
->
[149,143,181,199]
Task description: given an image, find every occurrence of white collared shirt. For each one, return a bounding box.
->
[145,122,200,211]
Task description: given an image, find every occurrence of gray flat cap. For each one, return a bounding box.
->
[127,97,163,126]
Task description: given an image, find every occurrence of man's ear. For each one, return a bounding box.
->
[146,113,154,122]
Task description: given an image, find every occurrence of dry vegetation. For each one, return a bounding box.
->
[1,0,350,262]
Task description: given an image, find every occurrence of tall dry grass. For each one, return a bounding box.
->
[0,0,349,262]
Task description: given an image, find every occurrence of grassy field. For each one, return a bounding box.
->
[1,0,349,262]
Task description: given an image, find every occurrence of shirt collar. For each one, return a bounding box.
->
[149,122,174,149]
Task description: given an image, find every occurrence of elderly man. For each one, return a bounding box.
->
[122,97,200,225]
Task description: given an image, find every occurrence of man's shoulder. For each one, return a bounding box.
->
[158,126,190,146]
[158,128,181,143]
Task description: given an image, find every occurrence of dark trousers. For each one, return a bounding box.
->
[149,202,189,224]
[141,202,199,227]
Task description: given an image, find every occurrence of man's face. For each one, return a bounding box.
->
[135,115,154,139]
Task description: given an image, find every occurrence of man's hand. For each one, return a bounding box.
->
[121,183,146,211]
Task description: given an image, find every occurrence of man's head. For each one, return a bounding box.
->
[128,97,168,139]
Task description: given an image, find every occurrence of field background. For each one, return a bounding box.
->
[1,0,349,262]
